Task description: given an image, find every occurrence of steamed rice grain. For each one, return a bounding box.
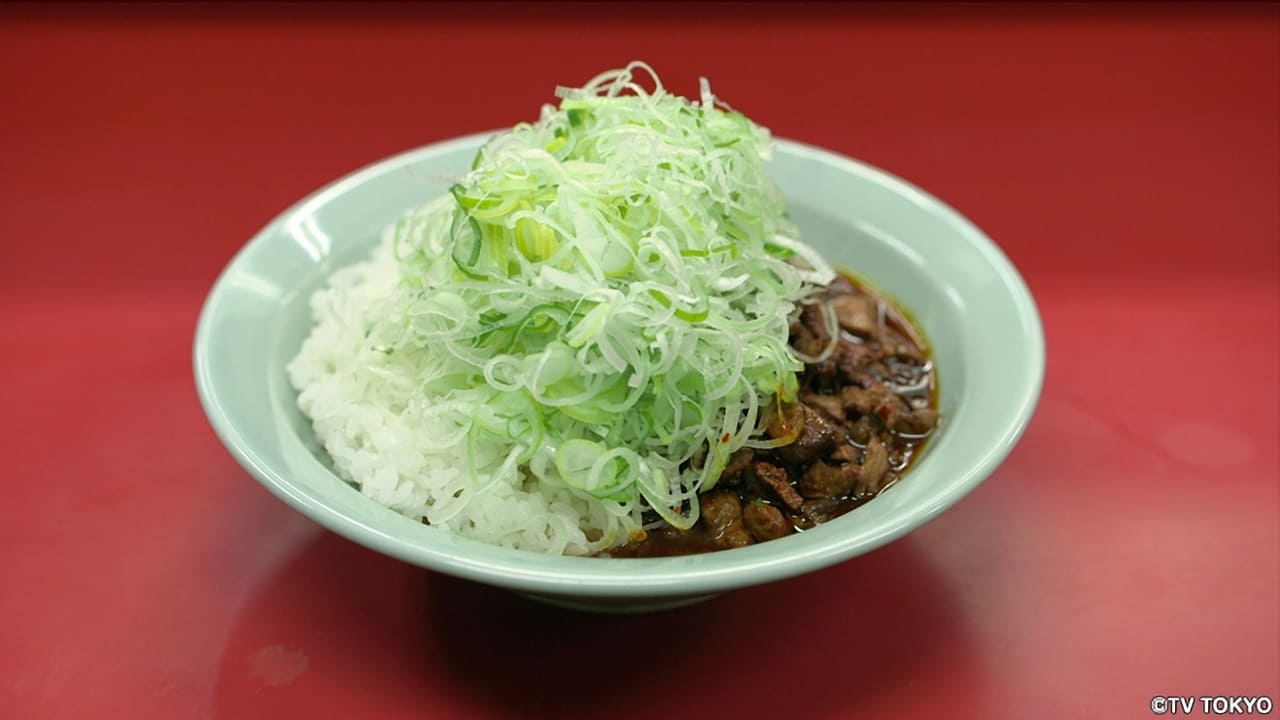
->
[287,229,629,555]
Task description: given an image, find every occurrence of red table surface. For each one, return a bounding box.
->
[2,4,1277,719]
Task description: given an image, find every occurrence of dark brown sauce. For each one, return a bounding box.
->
[598,272,938,558]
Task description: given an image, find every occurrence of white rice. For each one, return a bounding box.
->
[286,229,628,555]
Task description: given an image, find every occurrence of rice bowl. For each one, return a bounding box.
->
[194,126,1043,611]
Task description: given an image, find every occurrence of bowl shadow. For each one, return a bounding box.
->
[213,528,974,718]
[429,539,972,719]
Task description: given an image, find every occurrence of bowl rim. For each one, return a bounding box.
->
[194,133,1045,598]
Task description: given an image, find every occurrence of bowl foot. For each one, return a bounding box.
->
[516,591,721,614]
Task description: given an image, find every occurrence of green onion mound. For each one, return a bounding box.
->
[387,62,833,544]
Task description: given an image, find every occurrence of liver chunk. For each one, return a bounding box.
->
[699,492,753,549]
[743,501,792,542]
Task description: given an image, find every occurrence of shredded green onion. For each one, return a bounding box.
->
[390,62,833,533]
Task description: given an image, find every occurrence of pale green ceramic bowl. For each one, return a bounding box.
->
[194,134,1044,612]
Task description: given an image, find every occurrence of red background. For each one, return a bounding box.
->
[2,4,1277,718]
